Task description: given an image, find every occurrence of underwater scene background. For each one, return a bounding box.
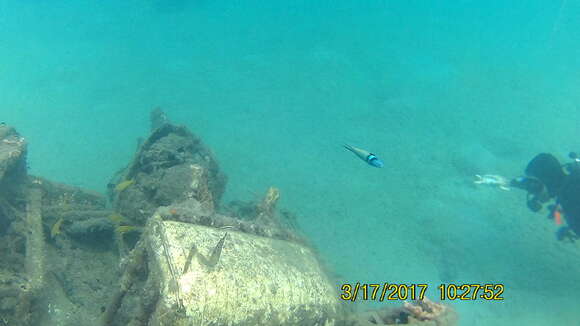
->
[2,0,580,325]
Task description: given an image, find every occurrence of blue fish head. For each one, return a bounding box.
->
[368,157,384,168]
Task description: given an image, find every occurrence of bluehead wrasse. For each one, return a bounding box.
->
[343,144,384,168]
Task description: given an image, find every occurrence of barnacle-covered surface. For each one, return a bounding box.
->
[143,216,341,326]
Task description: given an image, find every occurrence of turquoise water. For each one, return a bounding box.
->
[3,0,580,324]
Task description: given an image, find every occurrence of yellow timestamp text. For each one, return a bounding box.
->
[340,283,428,302]
[438,284,504,301]
[339,283,505,302]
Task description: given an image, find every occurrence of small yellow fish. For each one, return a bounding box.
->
[114,179,134,192]
[108,213,126,224]
[116,225,138,234]
[51,218,64,238]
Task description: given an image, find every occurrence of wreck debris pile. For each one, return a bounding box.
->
[0,123,116,325]
[0,125,35,325]
[0,111,462,326]
[109,122,227,226]
[108,110,305,245]
[97,109,338,325]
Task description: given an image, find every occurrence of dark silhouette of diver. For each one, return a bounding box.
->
[511,152,580,241]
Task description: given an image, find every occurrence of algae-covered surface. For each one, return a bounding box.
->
[148,220,339,325]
